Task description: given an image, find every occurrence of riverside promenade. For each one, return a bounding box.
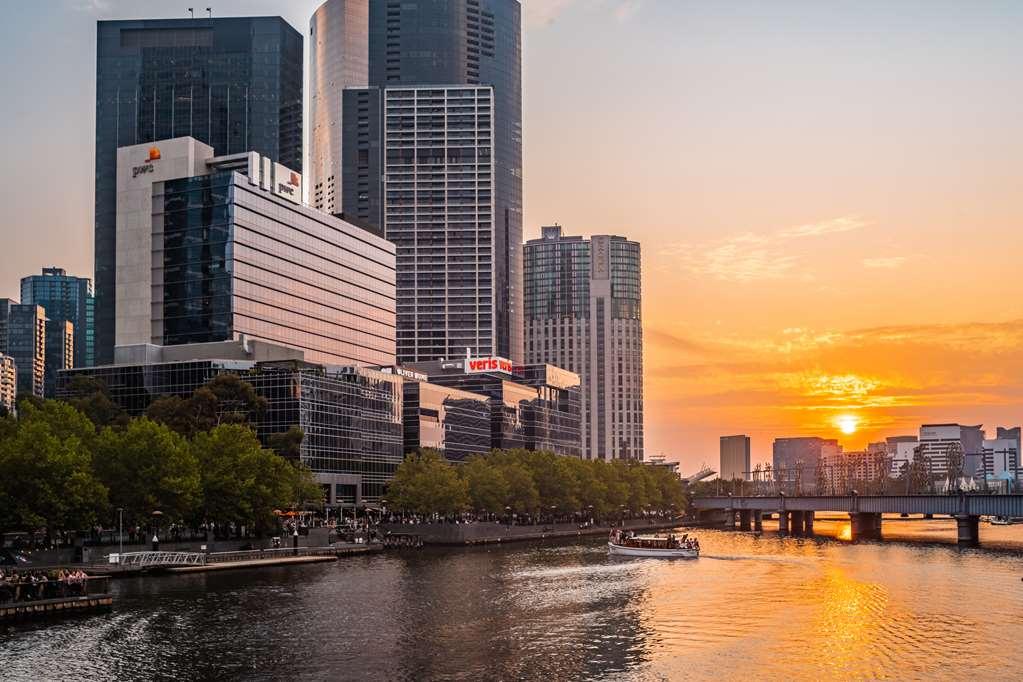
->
[380,517,686,546]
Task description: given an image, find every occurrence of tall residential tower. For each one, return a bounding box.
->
[94,17,303,365]
[523,226,644,460]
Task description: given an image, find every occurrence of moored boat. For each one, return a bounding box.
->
[607,530,699,558]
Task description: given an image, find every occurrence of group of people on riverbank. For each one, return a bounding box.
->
[0,568,90,604]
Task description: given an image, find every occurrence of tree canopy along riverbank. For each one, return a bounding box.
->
[387,449,686,518]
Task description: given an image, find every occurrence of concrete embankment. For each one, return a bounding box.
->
[380,518,687,546]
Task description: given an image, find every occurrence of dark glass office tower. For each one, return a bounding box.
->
[94,17,303,365]
[323,0,523,362]
[0,300,46,400]
[21,268,94,368]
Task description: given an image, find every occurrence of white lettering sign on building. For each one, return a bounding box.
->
[272,162,302,205]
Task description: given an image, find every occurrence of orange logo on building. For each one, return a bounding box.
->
[148,147,161,161]
[290,172,300,186]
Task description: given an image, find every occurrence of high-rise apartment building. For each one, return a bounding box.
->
[523,226,643,460]
[0,353,16,415]
[115,136,396,367]
[0,300,46,400]
[44,319,74,399]
[313,0,523,362]
[720,435,751,480]
[21,268,94,368]
[94,17,303,365]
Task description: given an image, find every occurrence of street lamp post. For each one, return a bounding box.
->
[117,507,124,559]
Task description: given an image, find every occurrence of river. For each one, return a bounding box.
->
[2,518,1022,680]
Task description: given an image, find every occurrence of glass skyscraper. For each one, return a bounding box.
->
[312,0,523,362]
[21,268,94,368]
[523,226,644,461]
[94,17,303,365]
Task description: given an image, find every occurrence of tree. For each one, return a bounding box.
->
[268,426,305,460]
[64,376,129,429]
[0,420,108,534]
[498,461,540,514]
[93,418,200,526]
[192,424,322,533]
[146,375,267,436]
[387,450,468,515]
[462,456,509,513]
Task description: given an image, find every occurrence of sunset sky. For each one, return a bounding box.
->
[1,1,1020,471]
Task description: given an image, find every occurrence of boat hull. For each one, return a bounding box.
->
[608,542,699,558]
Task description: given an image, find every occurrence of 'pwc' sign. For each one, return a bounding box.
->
[465,356,513,375]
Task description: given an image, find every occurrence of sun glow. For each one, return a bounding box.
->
[836,414,859,435]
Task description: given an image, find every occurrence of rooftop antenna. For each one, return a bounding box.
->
[207,7,212,18]
[187,8,194,18]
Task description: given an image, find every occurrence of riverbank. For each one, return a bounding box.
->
[379,517,685,545]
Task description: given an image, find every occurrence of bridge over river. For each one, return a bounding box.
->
[691,494,1023,546]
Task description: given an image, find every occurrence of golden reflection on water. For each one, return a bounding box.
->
[837,523,852,541]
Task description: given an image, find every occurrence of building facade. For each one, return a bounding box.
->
[772,437,841,493]
[58,357,403,507]
[95,17,304,365]
[0,353,15,415]
[917,424,985,478]
[115,136,396,367]
[400,378,492,462]
[523,225,644,460]
[44,319,74,399]
[344,85,499,359]
[404,355,583,457]
[21,268,94,368]
[313,0,523,362]
[0,300,46,400]
[309,0,369,216]
[720,435,751,480]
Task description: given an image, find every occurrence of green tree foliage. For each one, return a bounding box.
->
[0,418,108,534]
[146,375,268,437]
[268,426,305,460]
[387,449,687,518]
[191,425,321,532]
[65,376,129,429]
[93,418,201,526]
[387,449,469,515]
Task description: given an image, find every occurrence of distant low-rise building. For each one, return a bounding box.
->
[404,355,583,457]
[772,437,841,493]
[720,435,751,481]
[918,424,984,478]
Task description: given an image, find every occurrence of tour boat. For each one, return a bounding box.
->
[607,530,699,559]
[990,516,1016,526]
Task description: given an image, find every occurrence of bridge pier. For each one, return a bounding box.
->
[777,510,790,536]
[723,508,737,530]
[954,514,980,548]
[790,510,805,536]
[739,509,752,532]
[753,510,763,532]
[803,511,814,536]
[849,512,882,541]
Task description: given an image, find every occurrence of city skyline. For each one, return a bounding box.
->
[1,1,1021,468]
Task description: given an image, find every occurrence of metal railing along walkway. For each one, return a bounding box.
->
[115,551,207,567]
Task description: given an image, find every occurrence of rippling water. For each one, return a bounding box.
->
[2,518,1022,681]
